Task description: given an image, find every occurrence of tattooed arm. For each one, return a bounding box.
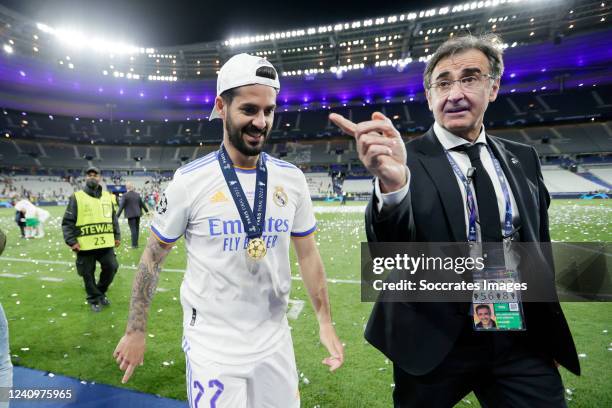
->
[113,231,173,383]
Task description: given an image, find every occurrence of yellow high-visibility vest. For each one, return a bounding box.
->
[74,190,115,250]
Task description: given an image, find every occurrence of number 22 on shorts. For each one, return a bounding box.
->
[192,379,224,408]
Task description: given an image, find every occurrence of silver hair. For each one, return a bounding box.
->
[423,33,505,89]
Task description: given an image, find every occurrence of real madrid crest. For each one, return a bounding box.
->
[273,186,288,207]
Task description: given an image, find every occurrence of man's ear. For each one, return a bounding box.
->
[489,78,501,102]
[425,89,433,112]
[215,96,226,120]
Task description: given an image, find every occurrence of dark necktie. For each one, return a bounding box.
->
[454,143,501,242]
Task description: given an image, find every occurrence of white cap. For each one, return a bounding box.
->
[209,53,280,120]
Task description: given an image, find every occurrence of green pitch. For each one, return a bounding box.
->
[0,199,610,407]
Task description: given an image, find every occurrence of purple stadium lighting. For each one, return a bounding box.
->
[0,30,609,120]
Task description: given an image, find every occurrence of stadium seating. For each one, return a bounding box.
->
[541,166,606,193]
[3,85,610,145]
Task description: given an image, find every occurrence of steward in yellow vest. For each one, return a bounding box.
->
[62,166,121,312]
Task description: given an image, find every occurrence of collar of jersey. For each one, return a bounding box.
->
[233,165,257,174]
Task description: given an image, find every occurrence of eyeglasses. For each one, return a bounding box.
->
[428,73,496,94]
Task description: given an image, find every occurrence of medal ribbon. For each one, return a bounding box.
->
[218,145,268,239]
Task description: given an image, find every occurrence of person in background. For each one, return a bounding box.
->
[62,166,121,313]
[34,206,50,238]
[13,197,38,239]
[116,182,149,249]
[13,201,25,239]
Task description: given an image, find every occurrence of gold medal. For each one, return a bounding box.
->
[247,237,267,260]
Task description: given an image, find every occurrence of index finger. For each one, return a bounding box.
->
[121,364,136,384]
[356,120,399,139]
[329,113,357,137]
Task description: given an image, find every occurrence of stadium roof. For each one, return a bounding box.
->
[0,0,610,119]
[0,0,450,45]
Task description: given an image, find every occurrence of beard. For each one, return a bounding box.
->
[225,113,269,157]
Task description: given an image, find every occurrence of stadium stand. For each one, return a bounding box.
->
[541,166,607,193]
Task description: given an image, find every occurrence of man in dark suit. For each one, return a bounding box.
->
[116,182,149,249]
[330,34,579,407]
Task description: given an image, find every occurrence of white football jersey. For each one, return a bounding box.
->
[14,199,37,218]
[151,151,316,364]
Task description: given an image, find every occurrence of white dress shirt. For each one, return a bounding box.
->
[375,122,521,241]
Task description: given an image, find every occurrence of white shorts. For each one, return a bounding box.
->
[183,334,300,408]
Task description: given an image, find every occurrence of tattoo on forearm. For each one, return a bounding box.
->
[127,236,171,333]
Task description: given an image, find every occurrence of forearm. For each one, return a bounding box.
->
[62,195,79,245]
[126,234,171,333]
[300,252,333,326]
[112,211,121,241]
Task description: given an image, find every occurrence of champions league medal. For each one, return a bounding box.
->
[246,237,267,260]
[218,144,268,261]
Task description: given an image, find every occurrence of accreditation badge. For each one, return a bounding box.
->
[246,237,267,260]
[472,267,526,331]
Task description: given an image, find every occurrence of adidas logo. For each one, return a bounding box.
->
[211,191,229,203]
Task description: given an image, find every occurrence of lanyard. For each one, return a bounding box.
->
[484,144,514,238]
[217,145,268,239]
[445,144,513,242]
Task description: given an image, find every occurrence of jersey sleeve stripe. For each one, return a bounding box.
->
[266,156,299,170]
[179,152,217,174]
[290,224,317,237]
[180,156,218,175]
[150,225,181,243]
[179,151,215,171]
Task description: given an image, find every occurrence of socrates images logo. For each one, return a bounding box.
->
[211,190,229,203]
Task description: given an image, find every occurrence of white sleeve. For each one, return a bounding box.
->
[291,172,317,237]
[150,173,190,243]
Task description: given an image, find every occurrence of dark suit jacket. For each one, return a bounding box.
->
[117,191,149,219]
[364,127,580,376]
